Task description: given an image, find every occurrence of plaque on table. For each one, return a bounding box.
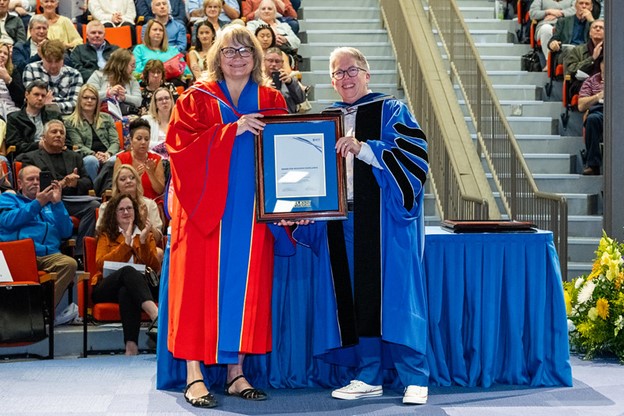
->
[440,219,537,233]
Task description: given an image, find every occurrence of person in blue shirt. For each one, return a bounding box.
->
[140,0,187,53]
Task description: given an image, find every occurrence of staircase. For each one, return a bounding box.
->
[449,0,602,279]
[298,0,438,221]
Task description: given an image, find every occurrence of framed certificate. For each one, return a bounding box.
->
[255,113,347,222]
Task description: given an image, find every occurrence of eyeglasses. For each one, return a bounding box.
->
[331,66,367,80]
[220,46,254,58]
[117,206,134,213]
[156,96,171,102]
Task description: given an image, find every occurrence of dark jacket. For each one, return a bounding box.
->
[6,68,25,108]
[549,15,591,50]
[2,13,26,44]
[5,107,63,156]
[16,148,93,196]
[135,0,188,26]
[12,39,73,73]
[70,41,119,83]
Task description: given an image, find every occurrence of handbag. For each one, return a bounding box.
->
[163,53,185,80]
[0,283,47,343]
[144,266,160,288]
[521,49,542,72]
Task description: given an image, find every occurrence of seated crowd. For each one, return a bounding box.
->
[0,0,306,353]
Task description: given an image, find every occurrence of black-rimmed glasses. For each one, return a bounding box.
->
[220,46,254,58]
[331,66,367,80]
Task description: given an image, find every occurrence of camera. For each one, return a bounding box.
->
[271,71,282,90]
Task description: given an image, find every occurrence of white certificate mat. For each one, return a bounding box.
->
[274,133,327,198]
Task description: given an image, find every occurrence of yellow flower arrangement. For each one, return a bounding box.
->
[564,232,624,361]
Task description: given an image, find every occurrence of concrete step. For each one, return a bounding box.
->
[455,83,541,102]
[464,18,518,32]
[467,30,515,43]
[465,115,557,135]
[523,153,573,174]
[304,30,388,43]
[460,99,561,118]
[302,0,379,7]
[299,43,393,57]
[486,71,549,86]
[513,134,583,155]
[480,55,524,71]
[490,191,597,216]
[300,6,381,20]
[300,19,382,31]
[568,261,593,280]
[472,42,531,56]
[457,6,497,19]
[487,173,603,194]
[568,236,602,263]
[568,215,604,238]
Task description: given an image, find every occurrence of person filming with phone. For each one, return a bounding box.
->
[0,165,77,312]
[263,46,305,113]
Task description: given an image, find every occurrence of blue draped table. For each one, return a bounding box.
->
[424,226,572,387]
[156,226,572,390]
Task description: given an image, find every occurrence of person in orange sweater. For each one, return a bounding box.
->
[91,192,161,355]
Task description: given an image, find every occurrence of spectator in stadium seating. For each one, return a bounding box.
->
[92,192,160,355]
[11,14,50,73]
[254,23,292,73]
[246,0,300,54]
[548,0,594,54]
[190,0,224,45]
[136,0,187,26]
[578,56,604,176]
[141,86,172,160]
[5,80,62,157]
[138,59,179,114]
[134,19,191,79]
[140,0,187,53]
[114,118,165,199]
[40,0,83,49]
[0,0,26,45]
[563,18,603,78]
[70,20,120,83]
[87,48,142,115]
[16,119,99,256]
[243,0,299,34]
[188,0,240,26]
[0,42,25,119]
[23,39,84,115]
[0,164,77,308]
[8,0,35,30]
[64,84,119,182]
[529,0,575,70]
[188,20,215,79]
[96,164,163,243]
[263,46,304,113]
[88,0,137,28]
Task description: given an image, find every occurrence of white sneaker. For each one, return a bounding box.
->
[403,385,428,405]
[331,380,383,400]
[54,302,79,326]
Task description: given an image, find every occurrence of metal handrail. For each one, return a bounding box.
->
[378,0,496,222]
[426,0,568,277]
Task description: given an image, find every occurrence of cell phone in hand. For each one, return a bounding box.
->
[39,171,53,190]
[271,71,282,90]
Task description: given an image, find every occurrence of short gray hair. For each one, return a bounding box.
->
[329,47,370,75]
[42,120,66,137]
[29,14,49,30]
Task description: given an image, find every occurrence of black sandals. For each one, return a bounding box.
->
[184,379,218,408]
[224,374,268,401]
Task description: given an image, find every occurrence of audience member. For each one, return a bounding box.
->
[17,119,99,256]
[92,192,160,355]
[578,57,604,176]
[138,59,179,114]
[263,46,304,113]
[190,0,224,44]
[88,0,136,27]
[141,0,187,53]
[8,0,35,29]
[5,80,62,157]
[23,39,84,115]
[188,20,215,79]
[243,0,299,34]
[64,84,119,182]
[254,24,292,73]
[0,0,26,45]
[0,164,77,308]
[96,164,163,243]
[87,48,142,116]
[134,19,190,79]
[70,20,120,83]
[548,0,594,57]
[114,118,164,199]
[245,0,300,54]
[563,18,603,77]
[188,0,240,26]
[40,0,83,49]
[12,14,49,73]
[141,86,173,160]
[0,42,25,119]
[529,0,575,70]
[135,0,187,26]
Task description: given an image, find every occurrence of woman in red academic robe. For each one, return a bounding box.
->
[165,25,289,409]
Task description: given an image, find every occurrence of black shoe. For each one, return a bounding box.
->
[225,374,268,401]
[184,379,218,408]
